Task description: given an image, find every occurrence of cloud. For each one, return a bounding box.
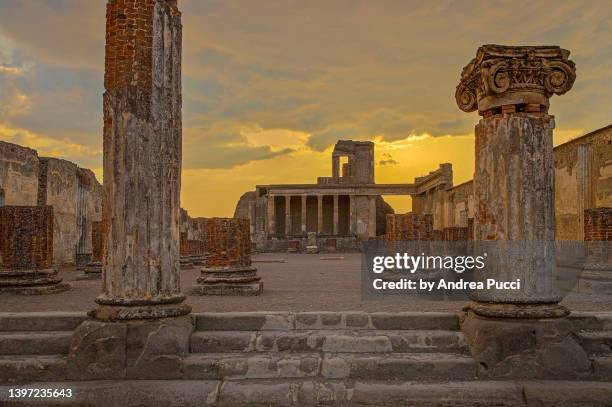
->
[378,153,399,166]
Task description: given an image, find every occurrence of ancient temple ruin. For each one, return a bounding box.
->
[236,140,412,251]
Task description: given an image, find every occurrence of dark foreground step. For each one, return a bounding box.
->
[190,329,468,354]
[2,380,612,406]
[0,331,72,356]
[182,352,478,381]
[579,331,612,355]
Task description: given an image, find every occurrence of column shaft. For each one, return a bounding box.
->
[317,196,323,234]
[285,195,291,236]
[333,195,339,235]
[301,195,307,234]
[267,195,275,237]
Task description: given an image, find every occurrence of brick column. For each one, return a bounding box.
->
[191,218,262,296]
[301,195,307,234]
[317,195,323,234]
[284,195,292,236]
[456,45,589,378]
[0,206,70,294]
[581,208,612,292]
[94,0,189,320]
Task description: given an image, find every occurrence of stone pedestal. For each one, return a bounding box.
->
[305,231,319,254]
[77,220,104,280]
[456,45,588,377]
[0,206,70,294]
[287,239,300,253]
[190,218,263,296]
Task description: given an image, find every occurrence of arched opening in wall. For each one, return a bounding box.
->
[322,196,334,234]
[338,195,350,235]
[339,156,350,179]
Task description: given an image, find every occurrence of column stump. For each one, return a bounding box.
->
[0,206,70,295]
[190,218,263,296]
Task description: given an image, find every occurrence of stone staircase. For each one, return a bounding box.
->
[1,311,612,406]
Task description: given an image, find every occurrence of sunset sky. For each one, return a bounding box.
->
[0,1,610,216]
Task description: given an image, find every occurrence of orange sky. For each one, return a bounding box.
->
[0,1,608,217]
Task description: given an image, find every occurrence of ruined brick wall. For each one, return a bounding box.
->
[386,213,433,241]
[0,141,39,206]
[0,206,53,269]
[205,218,251,268]
[442,227,469,241]
[585,208,612,241]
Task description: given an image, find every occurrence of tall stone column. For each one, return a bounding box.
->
[333,194,339,235]
[69,0,192,381]
[301,195,307,234]
[267,195,276,237]
[349,194,356,235]
[456,45,589,378]
[285,195,292,236]
[317,195,323,234]
[367,196,376,237]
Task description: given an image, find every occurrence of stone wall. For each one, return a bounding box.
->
[554,125,612,240]
[0,206,54,269]
[0,142,39,206]
[0,141,102,266]
[408,124,611,241]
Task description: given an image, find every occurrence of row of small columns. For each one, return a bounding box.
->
[267,194,358,236]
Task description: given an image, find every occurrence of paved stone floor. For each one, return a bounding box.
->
[1,253,611,313]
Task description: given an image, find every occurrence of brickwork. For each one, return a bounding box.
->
[442,227,469,241]
[0,206,53,269]
[584,208,612,268]
[585,208,612,241]
[205,218,252,268]
[385,213,433,241]
[36,158,48,206]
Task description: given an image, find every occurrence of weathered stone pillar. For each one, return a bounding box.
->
[317,195,323,234]
[191,218,262,295]
[267,195,275,237]
[0,206,70,294]
[349,194,356,235]
[69,0,192,381]
[285,195,291,236]
[301,195,307,234]
[367,196,376,238]
[333,194,339,235]
[456,45,589,378]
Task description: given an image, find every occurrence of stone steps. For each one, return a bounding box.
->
[0,312,85,332]
[193,311,460,331]
[0,355,68,384]
[182,352,479,381]
[578,330,612,355]
[190,329,468,354]
[0,331,71,355]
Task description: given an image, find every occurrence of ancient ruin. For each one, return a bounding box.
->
[0,142,103,267]
[190,218,263,296]
[0,205,70,294]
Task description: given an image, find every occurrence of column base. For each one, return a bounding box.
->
[190,266,263,296]
[76,262,103,280]
[461,303,590,379]
[68,315,193,380]
[92,295,192,321]
[0,268,71,295]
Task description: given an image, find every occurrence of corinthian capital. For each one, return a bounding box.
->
[455,45,576,114]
